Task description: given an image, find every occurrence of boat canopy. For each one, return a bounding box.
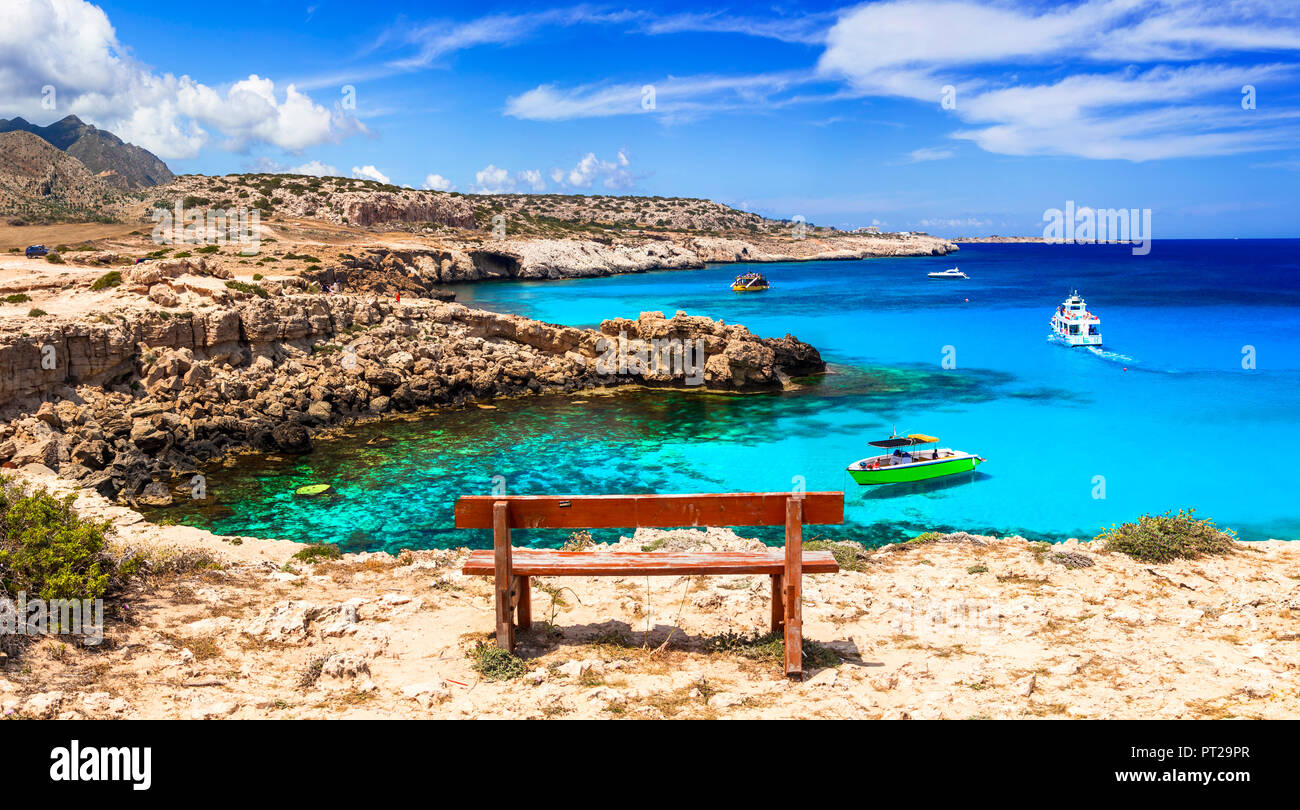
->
[869,434,939,448]
[868,438,916,448]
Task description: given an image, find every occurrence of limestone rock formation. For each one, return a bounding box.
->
[0,294,823,504]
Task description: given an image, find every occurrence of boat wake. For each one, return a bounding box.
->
[1085,346,1136,365]
[1047,333,1136,365]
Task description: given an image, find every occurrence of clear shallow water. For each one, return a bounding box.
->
[163,241,1300,550]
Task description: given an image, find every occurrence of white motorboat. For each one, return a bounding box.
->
[1050,290,1102,347]
[928,267,968,279]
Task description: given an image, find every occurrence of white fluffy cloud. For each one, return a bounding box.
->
[351,165,390,184]
[473,164,514,193]
[505,71,814,121]
[0,0,366,160]
[817,0,1300,161]
[497,1,1300,162]
[517,169,546,191]
[290,160,340,177]
[422,173,454,191]
[552,151,633,190]
[470,165,549,193]
[905,146,956,163]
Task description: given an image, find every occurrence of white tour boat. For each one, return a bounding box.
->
[1050,290,1102,347]
[927,267,969,279]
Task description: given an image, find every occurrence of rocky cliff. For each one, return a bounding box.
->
[0,297,823,505]
[318,230,957,292]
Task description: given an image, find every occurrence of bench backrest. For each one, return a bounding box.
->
[454,492,844,529]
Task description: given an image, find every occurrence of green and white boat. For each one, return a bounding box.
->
[847,432,985,485]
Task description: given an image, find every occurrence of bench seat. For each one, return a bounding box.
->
[462,549,839,577]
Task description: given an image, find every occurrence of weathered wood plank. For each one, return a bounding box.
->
[455,492,845,529]
[492,501,514,651]
[462,549,838,577]
[770,574,784,633]
[784,497,803,678]
[516,576,531,630]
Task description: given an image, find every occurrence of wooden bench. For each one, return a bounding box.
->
[455,492,844,677]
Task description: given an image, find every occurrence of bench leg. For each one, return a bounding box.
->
[516,575,532,631]
[784,497,803,679]
[493,501,515,651]
[770,574,784,633]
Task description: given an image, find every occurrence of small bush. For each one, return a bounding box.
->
[26,309,46,318]
[44,252,64,264]
[467,641,526,681]
[561,530,594,551]
[297,654,328,689]
[0,476,141,600]
[3,293,31,304]
[701,630,839,669]
[224,280,269,299]
[292,543,342,563]
[1045,550,1095,570]
[804,538,871,572]
[195,245,220,254]
[1097,509,1236,564]
[90,271,122,291]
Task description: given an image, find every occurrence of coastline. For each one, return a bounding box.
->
[3,511,1296,719]
[2,225,1295,721]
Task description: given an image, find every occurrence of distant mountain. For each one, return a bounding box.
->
[0,130,122,221]
[0,115,173,189]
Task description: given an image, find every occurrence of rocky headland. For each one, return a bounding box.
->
[0,257,823,507]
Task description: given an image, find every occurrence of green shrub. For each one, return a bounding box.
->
[195,245,220,254]
[26,309,46,317]
[1097,509,1236,564]
[90,271,122,291]
[701,630,839,669]
[172,251,192,259]
[3,293,31,304]
[561,530,594,551]
[224,280,269,299]
[803,537,872,572]
[292,543,342,563]
[0,476,141,600]
[44,252,64,264]
[467,641,526,680]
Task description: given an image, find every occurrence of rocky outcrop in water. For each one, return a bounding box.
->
[0,297,823,504]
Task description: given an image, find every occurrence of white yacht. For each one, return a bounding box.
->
[928,267,968,279]
[1050,291,1102,347]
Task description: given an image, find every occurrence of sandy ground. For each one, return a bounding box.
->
[0,222,146,252]
[3,467,1297,720]
[0,255,140,319]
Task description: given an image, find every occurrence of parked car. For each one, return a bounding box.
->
[25,245,48,258]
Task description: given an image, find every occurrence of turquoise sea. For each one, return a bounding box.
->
[163,240,1300,551]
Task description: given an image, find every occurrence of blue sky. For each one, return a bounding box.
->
[3,0,1300,236]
